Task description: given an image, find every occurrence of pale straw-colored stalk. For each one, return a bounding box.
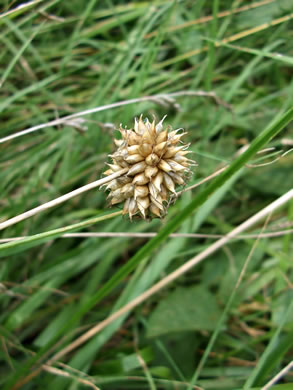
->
[260,361,293,390]
[0,229,292,243]
[0,168,128,231]
[0,158,223,232]
[0,91,229,144]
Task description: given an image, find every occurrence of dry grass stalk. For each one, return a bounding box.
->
[1,229,293,243]
[0,90,229,144]
[0,169,128,231]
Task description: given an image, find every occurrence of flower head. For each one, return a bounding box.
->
[103,116,196,219]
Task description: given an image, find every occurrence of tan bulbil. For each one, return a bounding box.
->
[103,116,196,219]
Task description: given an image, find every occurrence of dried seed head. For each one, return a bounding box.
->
[103,115,196,219]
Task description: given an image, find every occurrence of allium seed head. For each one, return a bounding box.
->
[103,115,196,220]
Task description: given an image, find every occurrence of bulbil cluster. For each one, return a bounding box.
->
[103,116,196,219]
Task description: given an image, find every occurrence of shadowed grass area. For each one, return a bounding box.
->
[0,1,293,389]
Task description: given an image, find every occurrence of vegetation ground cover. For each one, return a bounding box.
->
[0,1,293,389]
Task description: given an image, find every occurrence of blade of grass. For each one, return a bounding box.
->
[187,213,272,389]
[0,0,45,22]
[204,0,219,91]
[3,16,54,77]
[243,302,293,389]
[0,210,122,258]
[205,37,293,66]
[0,22,44,88]
[60,0,98,70]
[0,73,59,113]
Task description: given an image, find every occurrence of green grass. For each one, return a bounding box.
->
[1,1,293,389]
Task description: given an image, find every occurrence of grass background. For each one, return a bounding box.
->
[0,0,293,389]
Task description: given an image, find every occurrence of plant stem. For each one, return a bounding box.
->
[0,168,128,231]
